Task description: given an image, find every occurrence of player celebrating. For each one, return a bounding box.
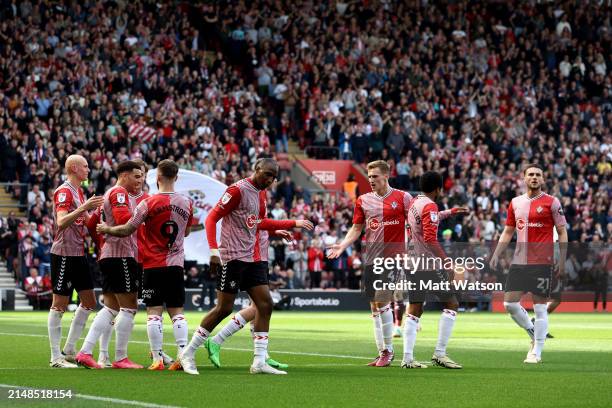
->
[97,159,193,370]
[48,155,104,368]
[203,228,294,370]
[402,171,463,369]
[178,158,313,375]
[328,161,466,367]
[490,164,567,364]
[76,161,144,369]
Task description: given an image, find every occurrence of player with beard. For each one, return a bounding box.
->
[490,164,567,364]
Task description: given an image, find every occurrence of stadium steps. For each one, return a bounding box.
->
[288,140,306,160]
[0,265,33,311]
[0,189,26,217]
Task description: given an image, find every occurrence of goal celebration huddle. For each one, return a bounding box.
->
[47,155,568,374]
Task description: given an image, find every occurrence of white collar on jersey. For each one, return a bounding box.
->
[374,187,393,199]
[526,192,545,201]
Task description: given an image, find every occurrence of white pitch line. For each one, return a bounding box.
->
[0,384,183,408]
[0,332,371,360]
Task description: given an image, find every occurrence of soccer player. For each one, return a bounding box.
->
[48,154,104,368]
[76,160,144,369]
[97,159,194,370]
[490,164,567,364]
[204,229,294,370]
[328,161,467,367]
[178,158,313,375]
[402,171,464,369]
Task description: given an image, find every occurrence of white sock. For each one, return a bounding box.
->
[81,307,117,355]
[402,314,419,362]
[63,305,93,354]
[533,304,548,358]
[212,312,247,346]
[114,308,136,361]
[98,316,115,360]
[172,314,188,354]
[372,311,384,355]
[253,331,269,365]
[379,304,394,352]
[504,302,535,339]
[48,308,64,361]
[249,321,271,359]
[183,326,210,358]
[434,309,457,357]
[147,315,163,361]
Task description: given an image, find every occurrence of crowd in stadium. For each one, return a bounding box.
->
[0,0,609,297]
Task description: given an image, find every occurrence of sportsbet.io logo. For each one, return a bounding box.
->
[246,214,258,229]
[516,218,544,231]
[368,218,400,231]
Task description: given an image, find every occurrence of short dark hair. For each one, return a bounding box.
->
[157,159,179,179]
[116,160,142,175]
[522,163,544,175]
[254,158,278,173]
[420,171,443,193]
[132,158,148,173]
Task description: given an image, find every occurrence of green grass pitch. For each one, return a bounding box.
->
[0,311,610,407]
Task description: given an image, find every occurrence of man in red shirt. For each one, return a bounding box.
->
[490,164,567,364]
[178,158,313,375]
[48,154,104,368]
[328,161,467,368]
[98,160,194,370]
[76,160,144,369]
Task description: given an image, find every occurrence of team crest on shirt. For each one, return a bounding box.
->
[117,193,126,204]
[536,206,543,213]
[430,212,438,223]
[221,192,232,205]
[391,201,398,209]
[58,192,67,203]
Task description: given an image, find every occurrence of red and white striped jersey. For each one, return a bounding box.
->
[100,185,137,260]
[352,189,452,261]
[51,181,86,257]
[129,123,157,143]
[206,178,296,263]
[406,194,448,260]
[128,193,193,269]
[353,189,413,244]
[131,191,150,264]
[506,192,567,264]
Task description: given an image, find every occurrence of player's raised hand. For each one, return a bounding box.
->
[326,243,345,259]
[451,207,470,215]
[296,219,314,230]
[96,221,109,234]
[84,195,105,210]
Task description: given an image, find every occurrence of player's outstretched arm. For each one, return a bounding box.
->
[96,221,137,237]
[57,195,104,230]
[327,223,363,259]
[439,207,470,220]
[489,226,515,269]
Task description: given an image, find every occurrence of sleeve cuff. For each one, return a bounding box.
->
[210,249,220,258]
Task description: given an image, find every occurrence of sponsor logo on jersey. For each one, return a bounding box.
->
[368,218,400,231]
[117,193,126,204]
[536,206,543,213]
[58,192,67,203]
[391,201,398,209]
[558,208,564,216]
[246,214,259,229]
[516,218,544,231]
